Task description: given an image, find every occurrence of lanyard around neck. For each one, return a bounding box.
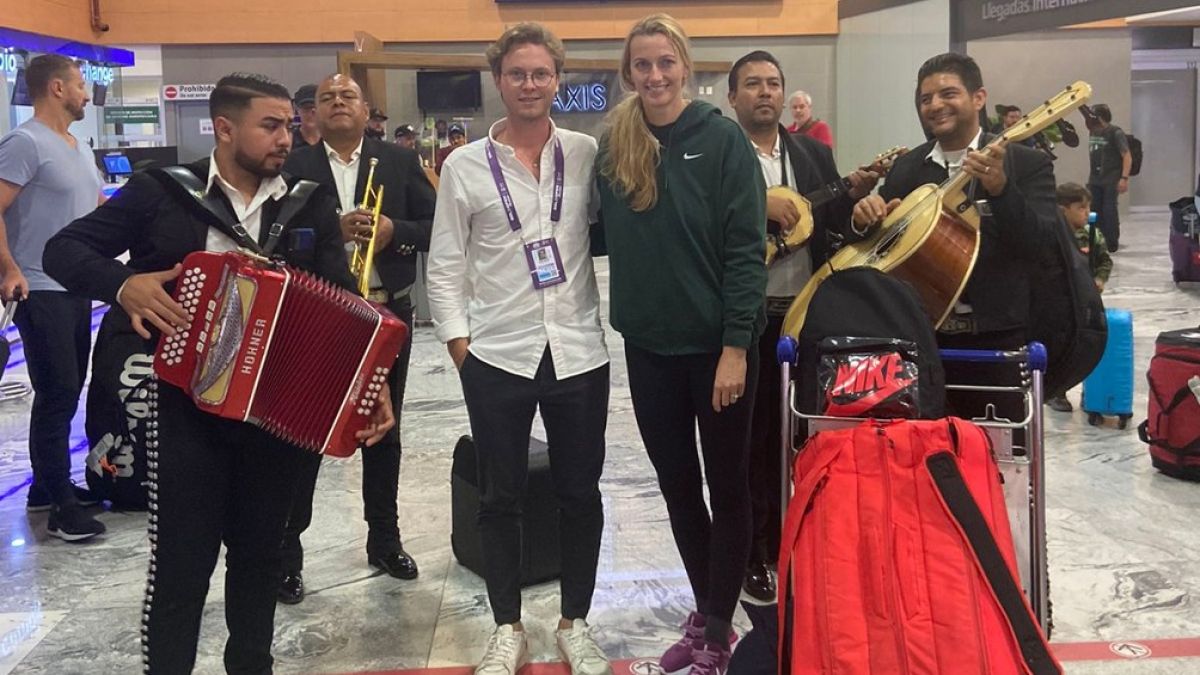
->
[485,138,565,231]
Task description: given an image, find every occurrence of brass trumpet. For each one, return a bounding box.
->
[350,157,385,297]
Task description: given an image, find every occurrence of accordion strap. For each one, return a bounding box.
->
[265,180,319,256]
[152,167,320,257]
[153,166,253,250]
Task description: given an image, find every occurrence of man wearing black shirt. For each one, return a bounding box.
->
[853,53,1058,427]
[43,73,394,675]
[1086,103,1132,252]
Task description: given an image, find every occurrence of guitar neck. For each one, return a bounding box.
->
[804,176,853,210]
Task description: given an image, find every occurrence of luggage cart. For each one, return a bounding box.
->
[776,338,1051,631]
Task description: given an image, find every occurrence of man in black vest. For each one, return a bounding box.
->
[279,72,436,602]
[853,53,1058,427]
[727,50,878,601]
[43,72,395,674]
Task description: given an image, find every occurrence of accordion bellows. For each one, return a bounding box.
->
[154,251,407,456]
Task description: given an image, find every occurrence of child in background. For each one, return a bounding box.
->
[1048,182,1112,413]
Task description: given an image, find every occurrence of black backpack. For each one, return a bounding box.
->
[1029,216,1108,399]
[1128,135,1143,177]
[84,308,155,509]
[797,267,945,419]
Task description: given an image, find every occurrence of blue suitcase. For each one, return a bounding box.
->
[1082,308,1135,428]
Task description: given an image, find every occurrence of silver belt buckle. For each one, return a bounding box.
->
[939,315,975,335]
[367,288,389,303]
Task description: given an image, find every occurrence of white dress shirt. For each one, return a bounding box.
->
[203,150,289,253]
[755,133,812,300]
[927,127,984,173]
[324,139,383,289]
[427,118,608,380]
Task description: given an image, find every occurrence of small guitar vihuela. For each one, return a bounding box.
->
[766,146,909,266]
[781,81,1093,338]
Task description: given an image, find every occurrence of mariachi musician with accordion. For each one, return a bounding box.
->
[43,73,396,674]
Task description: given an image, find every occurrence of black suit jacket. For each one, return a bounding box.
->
[43,158,355,307]
[781,127,856,268]
[879,132,1058,334]
[283,137,437,295]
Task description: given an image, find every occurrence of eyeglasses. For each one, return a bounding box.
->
[503,69,555,87]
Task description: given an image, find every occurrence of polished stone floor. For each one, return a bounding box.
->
[0,212,1198,674]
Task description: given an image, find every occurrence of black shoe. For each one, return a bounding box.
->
[368,548,419,580]
[46,503,106,542]
[27,482,100,512]
[278,571,305,604]
[743,561,776,602]
[1047,395,1074,413]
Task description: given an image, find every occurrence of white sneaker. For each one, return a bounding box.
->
[555,619,613,675]
[476,624,529,675]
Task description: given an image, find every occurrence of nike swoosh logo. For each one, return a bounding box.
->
[683,152,703,160]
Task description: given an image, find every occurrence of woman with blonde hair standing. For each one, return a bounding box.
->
[595,13,766,675]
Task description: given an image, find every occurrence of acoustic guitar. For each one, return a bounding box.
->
[781,81,1093,338]
[766,147,909,266]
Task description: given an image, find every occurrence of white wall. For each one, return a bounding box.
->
[836,0,951,171]
[967,28,1133,193]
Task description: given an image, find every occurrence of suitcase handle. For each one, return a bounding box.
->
[1,299,17,334]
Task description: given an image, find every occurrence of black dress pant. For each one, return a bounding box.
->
[12,291,91,504]
[281,298,413,571]
[624,343,758,625]
[459,349,609,625]
[747,315,787,565]
[142,380,304,675]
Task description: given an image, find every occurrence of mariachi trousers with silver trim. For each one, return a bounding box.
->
[141,379,304,675]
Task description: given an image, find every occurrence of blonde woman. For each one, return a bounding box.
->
[595,14,766,675]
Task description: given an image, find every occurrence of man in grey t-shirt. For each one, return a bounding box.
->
[1086,103,1132,253]
[0,54,105,541]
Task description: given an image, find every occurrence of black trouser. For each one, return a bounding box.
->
[281,298,413,570]
[625,343,758,625]
[1089,182,1120,252]
[143,381,304,675]
[459,349,609,625]
[938,328,1028,450]
[747,315,786,565]
[12,291,91,504]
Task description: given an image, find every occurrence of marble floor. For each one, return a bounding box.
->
[1,211,1198,674]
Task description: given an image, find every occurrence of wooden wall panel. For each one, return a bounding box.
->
[89,0,838,45]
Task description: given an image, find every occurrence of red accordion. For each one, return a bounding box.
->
[154,251,407,457]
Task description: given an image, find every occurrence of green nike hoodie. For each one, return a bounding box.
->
[596,100,767,355]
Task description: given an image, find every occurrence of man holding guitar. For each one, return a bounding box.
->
[852,52,1059,428]
[727,50,880,601]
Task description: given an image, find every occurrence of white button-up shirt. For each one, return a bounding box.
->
[927,128,983,173]
[203,151,288,253]
[427,119,608,380]
[325,140,383,289]
[755,133,812,300]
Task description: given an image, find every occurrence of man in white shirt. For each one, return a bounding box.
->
[280,73,436,603]
[44,73,393,674]
[727,50,877,604]
[427,23,611,675]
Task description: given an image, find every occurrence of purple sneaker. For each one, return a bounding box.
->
[659,612,706,675]
[659,613,735,675]
[688,639,732,675]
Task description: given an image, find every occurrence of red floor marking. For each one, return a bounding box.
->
[326,642,1200,675]
[1053,636,1200,662]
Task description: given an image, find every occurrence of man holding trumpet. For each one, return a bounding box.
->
[280,73,437,603]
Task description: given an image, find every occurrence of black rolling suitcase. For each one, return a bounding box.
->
[451,435,562,586]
